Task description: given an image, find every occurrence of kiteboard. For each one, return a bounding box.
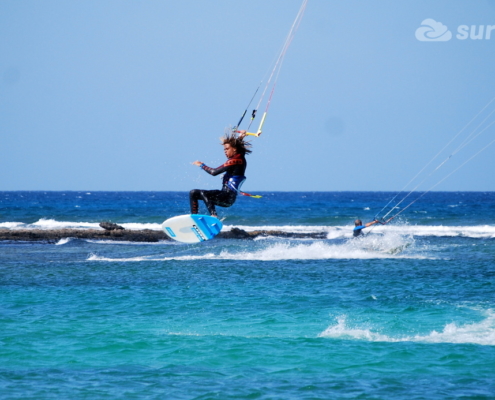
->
[162,214,223,243]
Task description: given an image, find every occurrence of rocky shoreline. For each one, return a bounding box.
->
[0,227,327,243]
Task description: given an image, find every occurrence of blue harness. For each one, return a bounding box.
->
[224,175,246,193]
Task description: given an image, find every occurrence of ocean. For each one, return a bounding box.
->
[1,191,494,399]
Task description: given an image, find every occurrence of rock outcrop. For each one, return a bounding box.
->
[0,227,326,243]
[99,222,125,231]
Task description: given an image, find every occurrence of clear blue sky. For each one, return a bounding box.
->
[2,0,495,191]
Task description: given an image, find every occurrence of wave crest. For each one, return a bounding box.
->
[319,312,495,346]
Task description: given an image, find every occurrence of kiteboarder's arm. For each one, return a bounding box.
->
[353,220,380,231]
[192,159,240,176]
[365,220,381,227]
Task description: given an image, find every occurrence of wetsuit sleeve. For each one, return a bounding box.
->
[201,158,244,176]
[353,225,366,231]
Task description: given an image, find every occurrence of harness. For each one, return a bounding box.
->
[224,174,246,194]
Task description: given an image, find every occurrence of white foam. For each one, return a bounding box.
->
[226,224,495,239]
[319,311,495,346]
[382,224,495,239]
[87,253,217,262]
[29,219,101,230]
[55,237,74,245]
[0,219,162,231]
[0,222,25,229]
[319,316,392,342]
[339,224,495,239]
[217,241,414,261]
[241,229,421,259]
[84,239,172,245]
[120,222,162,231]
[87,235,426,262]
[347,230,418,255]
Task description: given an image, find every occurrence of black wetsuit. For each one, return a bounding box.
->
[353,225,366,238]
[190,153,247,216]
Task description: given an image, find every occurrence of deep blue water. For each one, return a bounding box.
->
[1,191,494,399]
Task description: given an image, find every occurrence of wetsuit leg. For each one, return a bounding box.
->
[189,189,236,216]
[189,189,201,214]
[189,189,220,216]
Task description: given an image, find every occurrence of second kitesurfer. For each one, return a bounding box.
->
[353,219,382,238]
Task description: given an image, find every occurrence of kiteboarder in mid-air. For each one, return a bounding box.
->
[190,131,253,218]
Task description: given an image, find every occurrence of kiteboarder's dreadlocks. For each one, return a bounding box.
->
[221,131,252,155]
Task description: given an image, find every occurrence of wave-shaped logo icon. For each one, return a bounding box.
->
[415,19,452,41]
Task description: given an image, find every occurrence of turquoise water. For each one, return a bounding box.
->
[1,192,495,399]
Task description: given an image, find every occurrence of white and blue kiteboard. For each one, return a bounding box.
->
[162,214,223,243]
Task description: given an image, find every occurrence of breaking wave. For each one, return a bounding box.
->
[87,232,428,262]
[319,311,495,346]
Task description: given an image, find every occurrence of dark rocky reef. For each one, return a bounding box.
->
[0,227,326,243]
[220,228,327,240]
[99,221,125,231]
[0,229,162,243]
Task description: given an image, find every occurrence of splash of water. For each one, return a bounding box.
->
[319,312,495,346]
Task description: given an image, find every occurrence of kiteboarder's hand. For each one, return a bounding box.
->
[237,130,247,139]
[192,161,203,167]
